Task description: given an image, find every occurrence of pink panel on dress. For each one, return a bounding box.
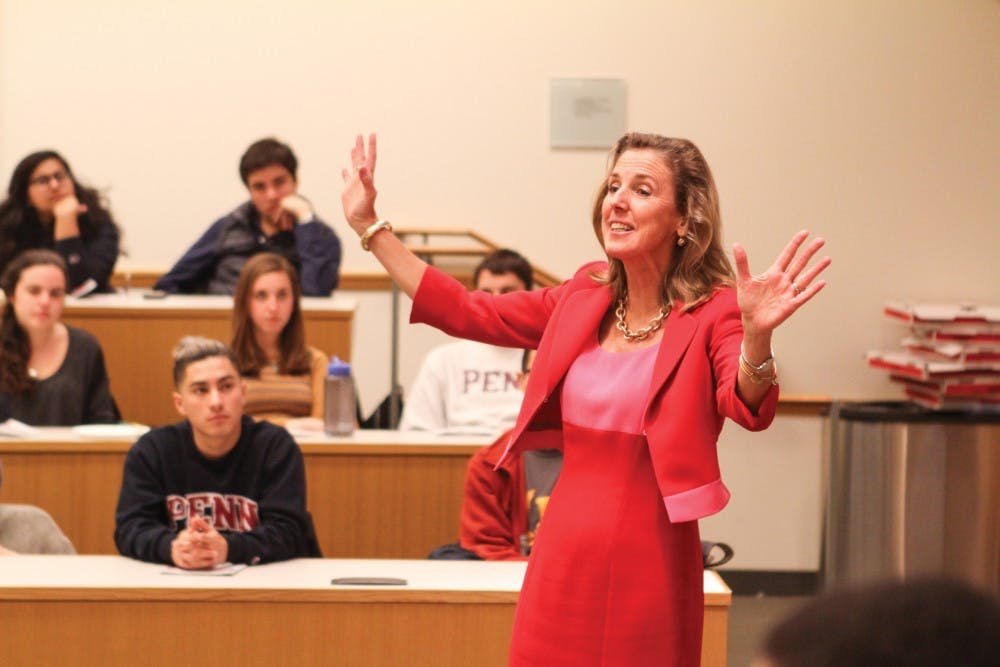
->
[562,338,658,435]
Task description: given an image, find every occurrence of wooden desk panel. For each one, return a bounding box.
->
[0,556,522,667]
[0,431,485,558]
[0,432,729,666]
[0,447,125,554]
[301,448,472,558]
[8,599,515,666]
[63,293,355,426]
[0,556,730,667]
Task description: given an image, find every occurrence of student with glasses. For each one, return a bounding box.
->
[0,150,121,294]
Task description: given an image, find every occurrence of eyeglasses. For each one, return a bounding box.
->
[29,171,70,187]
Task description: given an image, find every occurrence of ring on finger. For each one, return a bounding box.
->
[791,281,803,296]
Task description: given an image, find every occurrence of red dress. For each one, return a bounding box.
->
[508,338,703,667]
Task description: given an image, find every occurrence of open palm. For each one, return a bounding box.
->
[733,230,831,337]
[340,133,379,234]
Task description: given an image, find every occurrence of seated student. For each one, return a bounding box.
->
[753,576,1000,667]
[460,349,563,560]
[0,506,76,555]
[0,250,119,424]
[155,138,341,296]
[114,336,320,569]
[0,150,121,294]
[0,461,75,555]
[400,248,533,434]
[231,253,327,426]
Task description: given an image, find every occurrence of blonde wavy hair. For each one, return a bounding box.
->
[590,132,734,311]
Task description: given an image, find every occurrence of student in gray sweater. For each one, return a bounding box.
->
[0,461,76,555]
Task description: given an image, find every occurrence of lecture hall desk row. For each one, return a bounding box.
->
[62,290,828,428]
[0,555,732,667]
[0,428,490,559]
[62,291,356,427]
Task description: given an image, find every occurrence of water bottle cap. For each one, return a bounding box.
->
[327,356,352,376]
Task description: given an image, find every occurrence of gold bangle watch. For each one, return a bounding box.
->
[360,219,392,251]
[739,346,778,385]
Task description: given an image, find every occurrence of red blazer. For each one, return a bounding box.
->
[411,262,779,522]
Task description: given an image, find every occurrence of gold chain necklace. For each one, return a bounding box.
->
[615,297,670,342]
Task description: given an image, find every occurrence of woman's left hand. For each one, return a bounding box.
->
[733,230,831,338]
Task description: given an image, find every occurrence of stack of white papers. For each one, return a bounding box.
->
[0,419,39,437]
[72,423,150,439]
[161,562,247,576]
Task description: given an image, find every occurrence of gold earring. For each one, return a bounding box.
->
[677,235,686,247]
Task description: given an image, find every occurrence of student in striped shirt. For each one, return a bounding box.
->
[230,253,327,427]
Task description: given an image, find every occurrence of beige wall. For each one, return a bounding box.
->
[0,0,1000,395]
[2,0,998,398]
[2,1,998,569]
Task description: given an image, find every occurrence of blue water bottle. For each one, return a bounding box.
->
[323,356,356,435]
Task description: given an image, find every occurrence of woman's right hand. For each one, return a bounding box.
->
[337,134,428,297]
[52,194,85,220]
[341,133,379,235]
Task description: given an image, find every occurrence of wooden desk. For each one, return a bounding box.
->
[0,556,731,667]
[296,430,491,558]
[62,292,356,426]
[0,429,490,558]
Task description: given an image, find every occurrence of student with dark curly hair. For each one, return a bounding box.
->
[0,150,120,293]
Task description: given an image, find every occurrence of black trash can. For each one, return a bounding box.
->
[825,401,1000,592]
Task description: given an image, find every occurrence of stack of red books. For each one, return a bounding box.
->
[867,303,1000,411]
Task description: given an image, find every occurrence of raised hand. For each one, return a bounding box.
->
[340,133,378,234]
[733,230,831,338]
[336,134,426,297]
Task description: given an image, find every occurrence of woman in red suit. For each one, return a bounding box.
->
[340,133,830,666]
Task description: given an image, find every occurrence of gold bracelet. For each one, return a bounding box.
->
[739,350,778,385]
[360,219,392,251]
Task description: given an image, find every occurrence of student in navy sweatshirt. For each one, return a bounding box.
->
[155,138,341,296]
[114,336,320,568]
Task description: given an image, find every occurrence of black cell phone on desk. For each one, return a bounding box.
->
[331,577,407,586]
